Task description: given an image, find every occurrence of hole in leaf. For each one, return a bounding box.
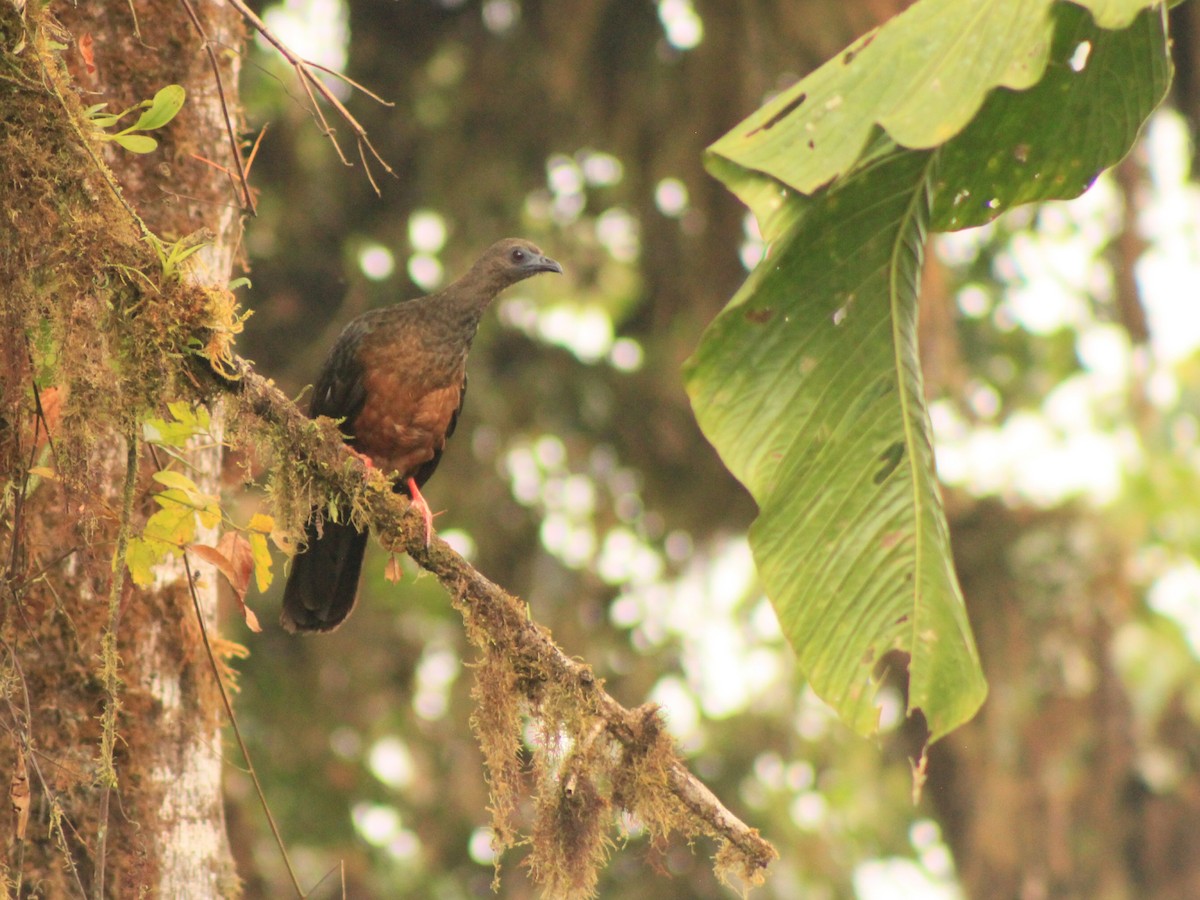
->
[873,442,904,484]
[1068,40,1091,72]
[746,92,807,136]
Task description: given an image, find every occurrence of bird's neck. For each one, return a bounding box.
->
[429,265,508,342]
[408,267,505,355]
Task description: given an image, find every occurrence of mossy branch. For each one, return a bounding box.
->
[228,364,778,891]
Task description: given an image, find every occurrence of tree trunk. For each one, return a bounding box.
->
[1,1,243,894]
[925,500,1200,900]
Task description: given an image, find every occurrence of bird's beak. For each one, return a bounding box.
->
[533,255,563,275]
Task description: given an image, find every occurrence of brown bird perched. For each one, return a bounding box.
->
[281,238,562,633]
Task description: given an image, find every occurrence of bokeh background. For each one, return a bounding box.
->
[225,2,1200,897]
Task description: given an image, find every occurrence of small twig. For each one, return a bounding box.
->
[179,549,306,898]
[38,54,153,242]
[224,0,396,194]
[305,61,394,108]
[177,0,256,215]
[94,431,140,900]
[0,639,89,899]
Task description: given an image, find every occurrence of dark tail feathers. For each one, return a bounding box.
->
[280,518,368,633]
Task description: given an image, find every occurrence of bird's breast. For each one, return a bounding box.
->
[350,347,466,480]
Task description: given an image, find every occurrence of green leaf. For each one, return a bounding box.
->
[689,0,1171,742]
[707,0,1166,225]
[130,84,186,132]
[144,402,212,447]
[166,400,211,433]
[152,469,200,494]
[144,502,198,548]
[932,2,1171,229]
[126,537,172,586]
[688,147,986,741]
[112,133,158,154]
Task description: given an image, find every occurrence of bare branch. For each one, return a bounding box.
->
[178,0,256,215]
[224,0,396,195]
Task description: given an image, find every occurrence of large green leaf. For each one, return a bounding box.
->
[688,146,983,739]
[708,0,1163,209]
[688,0,1171,742]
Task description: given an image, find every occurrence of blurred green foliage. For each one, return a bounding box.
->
[227,1,1200,897]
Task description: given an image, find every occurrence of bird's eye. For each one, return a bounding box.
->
[511,248,525,262]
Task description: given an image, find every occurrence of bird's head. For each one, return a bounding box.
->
[483,238,563,285]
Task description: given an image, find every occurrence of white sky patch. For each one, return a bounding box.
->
[611,537,786,724]
[481,0,519,34]
[932,404,1137,505]
[1147,561,1200,657]
[596,206,641,262]
[547,154,584,196]
[468,827,497,865]
[1068,40,1092,72]
[854,857,963,900]
[352,802,401,846]
[581,151,624,187]
[649,675,702,749]
[655,177,690,217]
[1137,111,1200,364]
[407,254,443,291]
[439,529,476,560]
[609,337,644,372]
[262,0,349,90]
[408,210,447,253]
[412,646,460,721]
[534,304,615,363]
[657,0,704,50]
[358,243,394,281]
[387,830,421,862]
[790,790,828,830]
[368,736,416,790]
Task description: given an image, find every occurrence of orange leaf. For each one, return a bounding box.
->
[384,554,404,584]
[241,604,262,633]
[215,531,255,597]
[79,33,96,75]
[189,534,262,632]
[188,543,243,596]
[33,385,63,451]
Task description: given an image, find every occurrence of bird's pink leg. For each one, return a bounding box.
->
[406,477,434,545]
[347,446,375,469]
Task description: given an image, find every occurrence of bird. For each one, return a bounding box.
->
[280,238,562,633]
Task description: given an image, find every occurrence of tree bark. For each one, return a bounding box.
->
[1,1,243,894]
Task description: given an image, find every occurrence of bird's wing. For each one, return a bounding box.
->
[444,370,466,442]
[310,318,371,431]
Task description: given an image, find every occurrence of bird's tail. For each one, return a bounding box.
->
[280,517,369,633]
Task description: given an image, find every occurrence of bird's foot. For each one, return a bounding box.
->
[406,477,434,546]
[347,446,375,469]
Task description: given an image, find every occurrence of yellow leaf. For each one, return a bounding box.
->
[28,466,57,481]
[152,469,198,493]
[197,498,222,530]
[144,504,197,547]
[248,532,273,593]
[248,512,274,533]
[126,537,162,585]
